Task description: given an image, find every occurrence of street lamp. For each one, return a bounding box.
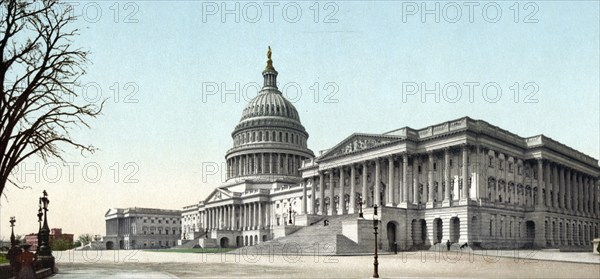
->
[9,216,16,246]
[288,205,294,225]
[38,190,51,256]
[373,204,379,278]
[37,199,43,253]
[358,198,364,219]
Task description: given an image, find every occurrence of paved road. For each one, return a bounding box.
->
[53,266,178,279]
[50,249,599,278]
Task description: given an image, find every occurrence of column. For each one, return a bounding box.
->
[254,202,258,229]
[231,205,235,229]
[242,204,246,229]
[339,166,346,214]
[310,177,316,214]
[269,153,273,174]
[545,162,551,207]
[443,149,450,205]
[261,154,265,174]
[388,156,395,206]
[594,179,599,216]
[537,159,544,207]
[284,154,289,174]
[573,173,581,215]
[566,169,572,211]
[319,172,325,215]
[375,158,381,206]
[559,167,565,210]
[277,153,281,174]
[580,175,585,214]
[576,173,582,214]
[350,164,356,214]
[592,178,600,217]
[461,145,469,200]
[427,152,434,206]
[301,180,307,214]
[258,202,263,229]
[413,156,419,205]
[585,176,591,214]
[552,164,559,209]
[362,161,368,205]
[402,154,409,204]
[328,169,335,215]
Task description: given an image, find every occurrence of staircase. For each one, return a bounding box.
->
[429,242,473,252]
[237,214,362,255]
[174,231,207,249]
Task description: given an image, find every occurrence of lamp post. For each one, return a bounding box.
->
[358,199,364,219]
[288,205,294,225]
[38,190,51,257]
[9,216,16,246]
[373,204,379,278]
[37,198,43,252]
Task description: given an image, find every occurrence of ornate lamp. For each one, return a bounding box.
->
[38,190,52,256]
[358,199,364,219]
[288,205,294,225]
[373,204,379,278]
[9,216,16,246]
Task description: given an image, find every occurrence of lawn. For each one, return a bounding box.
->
[147,248,236,254]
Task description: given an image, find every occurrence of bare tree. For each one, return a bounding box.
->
[0,0,102,196]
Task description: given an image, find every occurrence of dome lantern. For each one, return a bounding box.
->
[262,46,278,90]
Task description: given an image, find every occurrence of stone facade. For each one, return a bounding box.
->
[300,118,600,251]
[104,207,181,249]
[183,49,600,251]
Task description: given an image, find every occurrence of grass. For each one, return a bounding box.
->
[0,254,8,264]
[146,248,236,254]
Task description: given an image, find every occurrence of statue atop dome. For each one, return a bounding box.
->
[265,46,275,71]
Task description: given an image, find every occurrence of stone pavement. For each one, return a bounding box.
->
[50,249,599,278]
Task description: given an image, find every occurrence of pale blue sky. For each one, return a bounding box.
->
[1,1,599,239]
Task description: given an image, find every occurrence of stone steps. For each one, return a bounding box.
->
[237,214,360,255]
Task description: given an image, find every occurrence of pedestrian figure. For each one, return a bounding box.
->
[323,220,329,226]
[446,240,451,251]
[7,244,22,274]
[393,241,398,254]
[16,244,37,279]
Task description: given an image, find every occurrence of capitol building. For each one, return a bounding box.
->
[179,48,600,252]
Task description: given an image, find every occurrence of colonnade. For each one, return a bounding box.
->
[300,145,472,216]
[226,153,303,178]
[544,217,599,247]
[298,144,599,219]
[202,202,270,231]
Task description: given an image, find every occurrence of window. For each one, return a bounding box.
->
[488,157,493,167]
[433,163,437,170]
[508,163,513,172]
[418,165,422,173]
[449,160,453,167]
[499,161,504,170]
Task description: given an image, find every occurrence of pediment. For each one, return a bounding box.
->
[318,133,404,160]
[205,188,233,202]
